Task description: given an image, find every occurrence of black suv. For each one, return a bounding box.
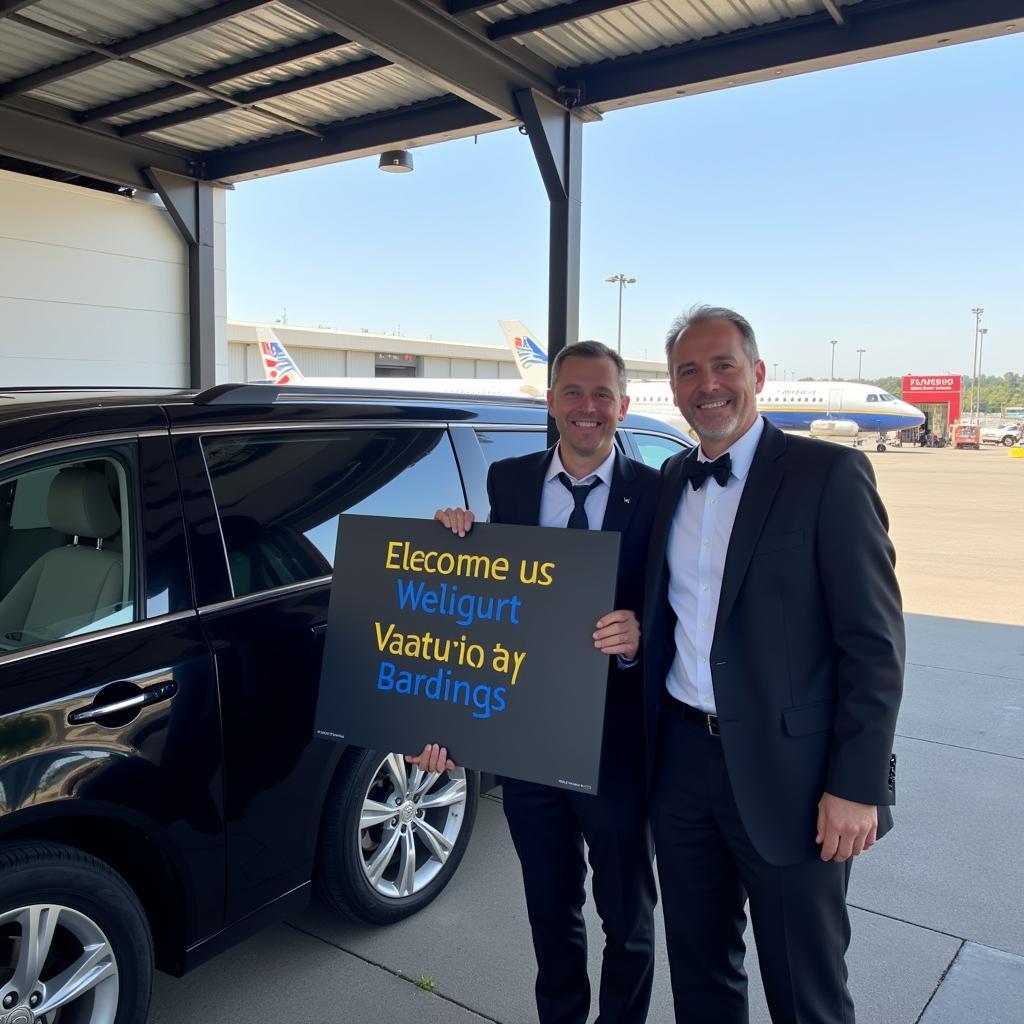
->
[0,383,689,1023]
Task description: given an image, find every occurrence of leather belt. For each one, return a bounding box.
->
[666,693,720,736]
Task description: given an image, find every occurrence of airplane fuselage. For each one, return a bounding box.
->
[624,380,925,434]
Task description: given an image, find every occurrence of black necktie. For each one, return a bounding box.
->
[683,453,732,491]
[557,473,602,529]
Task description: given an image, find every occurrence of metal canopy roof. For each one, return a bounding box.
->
[0,0,1020,189]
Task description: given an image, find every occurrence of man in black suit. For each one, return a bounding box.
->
[415,341,659,1024]
[643,306,904,1023]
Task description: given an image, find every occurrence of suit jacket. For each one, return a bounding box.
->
[488,446,660,783]
[642,419,904,865]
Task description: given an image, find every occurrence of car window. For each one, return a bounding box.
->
[0,454,135,654]
[630,432,690,469]
[203,429,465,598]
[475,430,547,465]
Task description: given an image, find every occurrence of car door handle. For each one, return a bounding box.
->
[68,681,178,724]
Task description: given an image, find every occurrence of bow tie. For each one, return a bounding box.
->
[683,453,732,490]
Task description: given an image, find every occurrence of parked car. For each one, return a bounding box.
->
[980,423,1022,446]
[0,382,691,1023]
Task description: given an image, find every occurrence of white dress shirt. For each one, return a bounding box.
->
[539,445,616,530]
[665,417,765,713]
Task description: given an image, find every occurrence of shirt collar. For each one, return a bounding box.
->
[697,415,764,482]
[546,444,617,487]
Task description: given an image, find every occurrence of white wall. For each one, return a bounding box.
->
[0,169,228,387]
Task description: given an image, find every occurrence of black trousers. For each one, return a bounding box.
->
[502,769,656,1024]
[650,710,855,1024]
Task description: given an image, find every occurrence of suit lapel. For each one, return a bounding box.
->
[715,421,786,632]
[600,451,640,534]
[520,446,555,526]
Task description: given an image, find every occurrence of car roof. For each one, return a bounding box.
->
[0,383,688,452]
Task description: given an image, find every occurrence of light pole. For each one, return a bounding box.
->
[856,348,866,382]
[772,362,778,381]
[830,339,838,380]
[970,307,984,424]
[604,274,637,353]
[976,328,988,422]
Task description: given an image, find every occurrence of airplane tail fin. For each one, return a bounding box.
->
[498,320,548,393]
[255,327,306,384]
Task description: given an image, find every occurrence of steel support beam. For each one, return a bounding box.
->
[285,0,558,119]
[0,98,196,188]
[77,35,352,125]
[574,0,1024,107]
[203,94,499,180]
[0,0,42,17]
[147,169,217,389]
[0,0,268,99]
[119,55,390,138]
[516,89,583,444]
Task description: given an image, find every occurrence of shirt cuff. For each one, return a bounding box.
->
[616,654,639,670]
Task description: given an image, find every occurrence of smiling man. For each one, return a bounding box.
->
[643,306,905,1023]
[419,341,661,1024]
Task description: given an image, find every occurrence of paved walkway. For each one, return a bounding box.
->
[151,612,1024,1022]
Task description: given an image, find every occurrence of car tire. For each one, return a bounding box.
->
[0,841,152,1024]
[876,443,886,452]
[315,747,479,924]
[1002,436,1015,447]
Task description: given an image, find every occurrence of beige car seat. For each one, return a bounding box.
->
[0,468,123,644]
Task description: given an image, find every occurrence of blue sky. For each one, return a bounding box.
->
[227,31,1023,379]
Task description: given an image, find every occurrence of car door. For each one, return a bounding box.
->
[0,434,225,947]
[173,423,466,921]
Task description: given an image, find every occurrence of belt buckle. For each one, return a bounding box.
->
[706,713,720,737]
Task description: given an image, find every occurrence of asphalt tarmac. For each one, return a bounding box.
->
[151,440,1024,1023]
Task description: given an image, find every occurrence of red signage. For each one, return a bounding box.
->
[902,374,962,424]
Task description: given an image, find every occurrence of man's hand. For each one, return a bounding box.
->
[816,792,877,862]
[405,743,455,773]
[593,609,640,660]
[434,507,475,537]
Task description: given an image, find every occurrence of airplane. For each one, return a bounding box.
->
[624,378,926,442]
[255,324,925,445]
[255,322,548,398]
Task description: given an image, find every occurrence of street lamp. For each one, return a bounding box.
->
[829,339,838,380]
[976,328,988,422]
[856,348,866,382]
[604,274,637,354]
[772,362,778,381]
[970,308,984,424]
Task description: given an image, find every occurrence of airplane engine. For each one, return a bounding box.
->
[809,418,860,439]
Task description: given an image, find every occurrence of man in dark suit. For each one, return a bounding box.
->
[415,341,660,1024]
[643,306,904,1023]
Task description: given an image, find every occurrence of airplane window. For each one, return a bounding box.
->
[866,394,878,402]
[880,394,896,402]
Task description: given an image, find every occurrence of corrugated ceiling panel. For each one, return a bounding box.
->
[29,61,164,109]
[257,65,446,124]
[0,18,83,82]
[19,0,215,45]
[146,64,446,150]
[148,105,290,149]
[483,0,836,68]
[137,2,326,77]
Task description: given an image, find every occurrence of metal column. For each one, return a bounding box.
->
[516,89,583,393]
[146,168,217,389]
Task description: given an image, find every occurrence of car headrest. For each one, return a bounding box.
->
[47,468,121,540]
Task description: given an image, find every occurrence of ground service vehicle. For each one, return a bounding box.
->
[0,383,690,1023]
[953,424,982,449]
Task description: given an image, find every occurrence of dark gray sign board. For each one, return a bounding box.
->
[315,515,620,793]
